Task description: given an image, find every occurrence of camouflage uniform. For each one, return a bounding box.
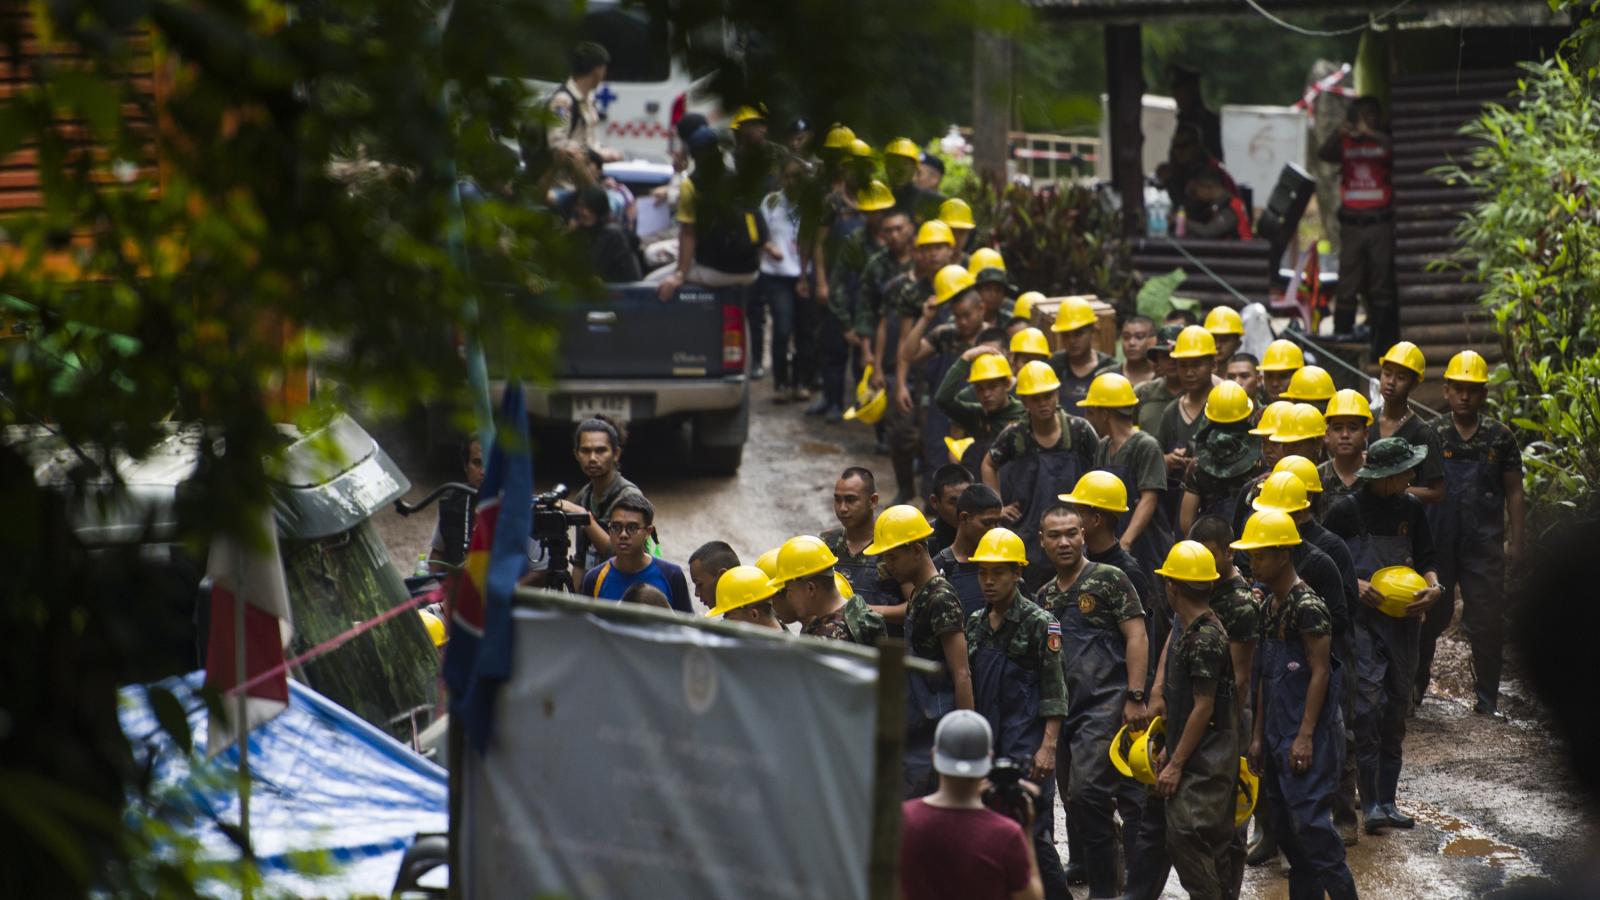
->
[935,354,1027,442]
[857,247,912,340]
[1210,572,1263,644]
[803,595,888,645]
[990,410,1100,472]
[1033,562,1142,631]
[822,526,898,610]
[1050,350,1122,417]
[1136,375,1182,436]
[905,575,966,662]
[827,227,877,331]
[1162,611,1239,900]
[963,590,1070,718]
[1262,581,1333,642]
[1316,459,1362,501]
[882,272,935,463]
[1369,413,1444,491]
[1183,430,1264,522]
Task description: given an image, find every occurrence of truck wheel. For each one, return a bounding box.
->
[694,443,744,475]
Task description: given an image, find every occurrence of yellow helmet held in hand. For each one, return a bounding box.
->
[916,220,956,247]
[418,609,447,647]
[773,535,838,585]
[844,388,887,425]
[1444,349,1490,384]
[1205,381,1254,424]
[1282,365,1336,402]
[1155,540,1221,584]
[1010,327,1050,359]
[1324,388,1374,424]
[1379,341,1427,380]
[1273,454,1324,493]
[970,527,1028,564]
[1014,360,1062,396]
[1203,305,1245,336]
[1260,339,1306,373]
[706,565,779,617]
[1109,717,1166,785]
[1372,566,1429,618]
[969,353,1013,383]
[1080,372,1138,409]
[856,180,896,212]
[1013,291,1043,321]
[939,197,976,230]
[1059,470,1130,514]
[823,124,857,150]
[1231,510,1303,550]
[1252,470,1312,514]
[884,137,921,160]
[946,435,975,463]
[730,105,767,129]
[1235,758,1260,828]
[1052,295,1098,333]
[754,548,781,580]
[1170,325,1218,359]
[864,504,935,556]
[969,247,1006,275]
[1270,403,1327,444]
[934,264,977,304]
[1249,400,1293,437]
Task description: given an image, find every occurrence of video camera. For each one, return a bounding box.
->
[982,758,1035,827]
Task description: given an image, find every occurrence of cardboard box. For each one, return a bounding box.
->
[1027,295,1119,358]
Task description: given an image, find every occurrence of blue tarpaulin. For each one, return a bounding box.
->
[119,672,447,896]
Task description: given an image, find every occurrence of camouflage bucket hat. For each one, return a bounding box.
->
[1197,430,1263,480]
[973,268,1016,293]
[1357,436,1430,480]
[1147,324,1183,359]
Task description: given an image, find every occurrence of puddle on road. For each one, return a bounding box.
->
[1410,800,1528,868]
[799,440,843,455]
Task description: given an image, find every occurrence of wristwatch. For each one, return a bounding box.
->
[1128,689,1148,703]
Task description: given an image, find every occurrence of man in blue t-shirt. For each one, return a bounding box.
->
[579,494,693,614]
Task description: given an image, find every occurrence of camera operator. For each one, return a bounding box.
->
[559,417,645,571]
[578,495,692,613]
[900,710,1043,900]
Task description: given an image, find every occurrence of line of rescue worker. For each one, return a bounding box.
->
[700,313,1523,899]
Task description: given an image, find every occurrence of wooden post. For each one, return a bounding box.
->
[867,639,908,900]
[972,25,1014,184]
[448,712,463,900]
[1105,23,1146,237]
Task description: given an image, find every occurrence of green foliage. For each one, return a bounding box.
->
[1440,53,1600,525]
[969,177,1135,309]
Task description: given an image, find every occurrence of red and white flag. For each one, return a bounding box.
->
[203,506,294,758]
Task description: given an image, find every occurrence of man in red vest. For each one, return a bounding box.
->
[1319,96,1396,354]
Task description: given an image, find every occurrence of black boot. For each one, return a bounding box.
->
[891,455,916,506]
[1378,755,1415,829]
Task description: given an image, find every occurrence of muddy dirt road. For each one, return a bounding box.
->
[372,379,1591,898]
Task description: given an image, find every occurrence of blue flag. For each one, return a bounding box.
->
[443,382,532,753]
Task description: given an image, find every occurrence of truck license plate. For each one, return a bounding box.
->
[571,395,630,422]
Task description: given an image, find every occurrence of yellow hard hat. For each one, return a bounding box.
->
[856,179,896,212]
[934,264,977,304]
[1273,454,1324,493]
[1080,372,1138,409]
[945,435,975,464]
[1205,381,1254,424]
[1013,291,1043,321]
[835,571,855,599]
[730,105,767,129]
[1282,365,1336,402]
[754,548,780,580]
[854,365,875,405]
[848,138,875,160]
[1203,305,1245,336]
[1324,388,1374,424]
[916,220,956,247]
[863,504,935,556]
[1379,341,1427,380]
[1372,565,1429,618]
[884,136,921,160]
[939,197,975,230]
[1009,327,1050,358]
[418,609,447,647]
[1270,403,1327,444]
[773,535,838,585]
[706,565,779,617]
[969,247,1006,275]
[1249,400,1293,437]
[843,388,887,425]
[1170,325,1218,359]
[969,352,1013,383]
[1230,510,1303,550]
[1058,470,1129,514]
[823,124,856,150]
[1014,360,1061,396]
[1051,295,1098,333]
[1252,470,1311,514]
[1444,349,1490,384]
[1235,758,1260,828]
[970,527,1028,564]
[1260,339,1306,373]
[1155,540,1220,584]
[1110,717,1165,784]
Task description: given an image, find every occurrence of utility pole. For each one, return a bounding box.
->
[972,21,1014,184]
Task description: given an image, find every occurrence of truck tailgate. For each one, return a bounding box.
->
[558,284,731,379]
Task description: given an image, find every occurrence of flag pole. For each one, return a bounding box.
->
[234,573,254,900]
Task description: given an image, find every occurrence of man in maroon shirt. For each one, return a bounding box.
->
[1318,95,1397,353]
[900,711,1044,900]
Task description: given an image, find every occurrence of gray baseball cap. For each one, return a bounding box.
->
[933,710,993,778]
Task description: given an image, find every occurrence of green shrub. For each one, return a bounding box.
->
[965,175,1136,310]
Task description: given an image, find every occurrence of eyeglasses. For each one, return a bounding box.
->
[607,521,645,536]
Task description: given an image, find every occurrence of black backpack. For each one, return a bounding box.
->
[691,175,768,275]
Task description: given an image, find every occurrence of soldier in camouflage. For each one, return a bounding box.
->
[880,226,956,503]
